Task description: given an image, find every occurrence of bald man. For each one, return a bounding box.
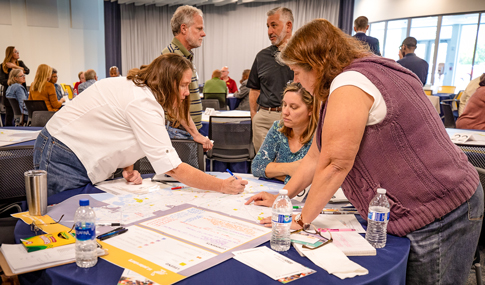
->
[220,66,238,93]
[78,69,97,94]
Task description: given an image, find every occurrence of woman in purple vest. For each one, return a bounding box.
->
[246,19,482,284]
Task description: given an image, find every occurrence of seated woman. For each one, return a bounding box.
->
[34,54,247,196]
[456,74,485,130]
[251,82,317,184]
[29,64,65,111]
[5,69,29,123]
[234,69,250,111]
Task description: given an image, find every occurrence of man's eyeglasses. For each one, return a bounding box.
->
[30,215,65,235]
[291,224,333,250]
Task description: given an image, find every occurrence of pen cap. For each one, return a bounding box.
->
[377,188,386,195]
[79,199,89,206]
[279,189,288,195]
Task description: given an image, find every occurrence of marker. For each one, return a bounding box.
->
[321,211,358,215]
[97,223,125,227]
[293,206,303,209]
[318,228,356,232]
[98,229,129,241]
[321,208,357,212]
[226,169,238,180]
[96,227,124,239]
[171,186,188,190]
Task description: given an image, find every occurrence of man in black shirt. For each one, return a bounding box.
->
[397,37,429,86]
[247,7,294,152]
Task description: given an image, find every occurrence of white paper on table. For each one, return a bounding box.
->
[312,214,365,233]
[293,243,368,279]
[232,246,312,280]
[329,188,349,203]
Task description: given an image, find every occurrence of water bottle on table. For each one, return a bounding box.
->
[271,189,293,252]
[365,188,390,248]
[74,199,98,268]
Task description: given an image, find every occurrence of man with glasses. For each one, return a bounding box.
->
[247,7,294,153]
[49,68,63,100]
[397,37,429,86]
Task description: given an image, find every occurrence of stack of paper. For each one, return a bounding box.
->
[0,244,106,275]
[292,231,375,256]
[233,247,316,283]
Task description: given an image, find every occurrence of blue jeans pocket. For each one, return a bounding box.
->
[33,130,48,169]
[468,183,484,221]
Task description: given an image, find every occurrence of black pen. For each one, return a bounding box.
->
[98,229,128,241]
[96,227,124,239]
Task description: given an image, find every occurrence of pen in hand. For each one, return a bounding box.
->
[226,169,238,180]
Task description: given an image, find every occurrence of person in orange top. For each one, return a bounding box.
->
[29,64,65,111]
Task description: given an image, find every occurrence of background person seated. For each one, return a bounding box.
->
[251,83,317,184]
[109,66,120,77]
[49,68,63,100]
[220,66,238,93]
[5,69,29,122]
[234,69,250,110]
[203,69,228,94]
[29,64,65,111]
[78,69,97,94]
[456,74,485,130]
[73,71,85,94]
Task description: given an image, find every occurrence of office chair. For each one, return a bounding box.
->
[201,99,221,111]
[204,93,227,110]
[134,139,205,174]
[440,102,456,128]
[207,116,254,171]
[31,111,56,127]
[438,86,456,94]
[61,84,74,99]
[24,100,48,126]
[7,98,25,126]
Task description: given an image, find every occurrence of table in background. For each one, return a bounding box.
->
[15,177,410,285]
[0,126,42,147]
[200,93,241,110]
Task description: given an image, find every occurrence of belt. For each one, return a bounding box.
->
[259,106,282,112]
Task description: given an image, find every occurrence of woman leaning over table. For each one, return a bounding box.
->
[29,64,65,111]
[5,69,29,123]
[251,82,317,184]
[34,53,247,196]
[0,46,30,126]
[245,19,482,285]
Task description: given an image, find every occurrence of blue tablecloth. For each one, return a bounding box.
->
[227,97,240,110]
[15,180,410,285]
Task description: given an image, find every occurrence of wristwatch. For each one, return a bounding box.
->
[294,213,311,230]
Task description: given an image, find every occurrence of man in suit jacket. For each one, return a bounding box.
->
[397,37,429,86]
[353,16,381,56]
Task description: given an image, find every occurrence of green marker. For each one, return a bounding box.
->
[293,206,303,209]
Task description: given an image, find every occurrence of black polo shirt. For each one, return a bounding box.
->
[247,45,294,108]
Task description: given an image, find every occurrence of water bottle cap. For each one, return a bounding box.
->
[79,199,89,206]
[377,188,386,194]
[279,189,288,195]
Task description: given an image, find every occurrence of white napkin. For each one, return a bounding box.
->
[293,242,368,279]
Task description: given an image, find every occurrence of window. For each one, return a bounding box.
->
[472,13,485,80]
[410,17,438,85]
[369,22,385,54]
[384,20,408,60]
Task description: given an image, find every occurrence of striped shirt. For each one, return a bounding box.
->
[162,37,202,129]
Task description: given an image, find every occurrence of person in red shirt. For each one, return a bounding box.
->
[73,71,85,94]
[220,66,238,93]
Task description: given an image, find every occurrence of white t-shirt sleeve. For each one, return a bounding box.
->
[124,94,182,174]
[329,71,387,125]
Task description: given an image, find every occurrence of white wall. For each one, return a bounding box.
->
[354,0,485,23]
[0,0,106,87]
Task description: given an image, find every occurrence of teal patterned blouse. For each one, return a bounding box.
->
[252,121,313,184]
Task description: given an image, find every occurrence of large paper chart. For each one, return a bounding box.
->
[140,207,271,253]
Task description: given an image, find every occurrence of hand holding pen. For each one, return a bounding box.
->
[222,169,247,194]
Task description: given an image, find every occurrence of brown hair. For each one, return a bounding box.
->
[7,69,22,86]
[78,71,84,80]
[211,69,221,79]
[279,82,318,145]
[354,16,369,30]
[280,18,371,104]
[240,69,250,84]
[84,69,96,81]
[2,46,18,74]
[127,53,193,127]
[479,73,485,87]
[31,64,52,93]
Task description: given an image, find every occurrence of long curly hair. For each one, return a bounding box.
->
[127,54,193,127]
[280,19,371,104]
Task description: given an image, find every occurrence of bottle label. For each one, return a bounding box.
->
[75,223,95,241]
[368,211,389,222]
[273,214,292,224]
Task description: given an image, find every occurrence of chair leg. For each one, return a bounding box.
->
[476,263,483,285]
[210,159,213,172]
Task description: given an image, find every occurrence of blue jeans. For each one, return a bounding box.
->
[406,183,484,284]
[166,122,193,140]
[33,128,91,196]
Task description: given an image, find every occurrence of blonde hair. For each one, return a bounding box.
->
[31,64,52,93]
[7,69,22,86]
[279,82,318,145]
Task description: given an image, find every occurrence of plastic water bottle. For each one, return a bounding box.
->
[73,89,78,97]
[271,189,293,251]
[365,188,390,248]
[74,199,97,268]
